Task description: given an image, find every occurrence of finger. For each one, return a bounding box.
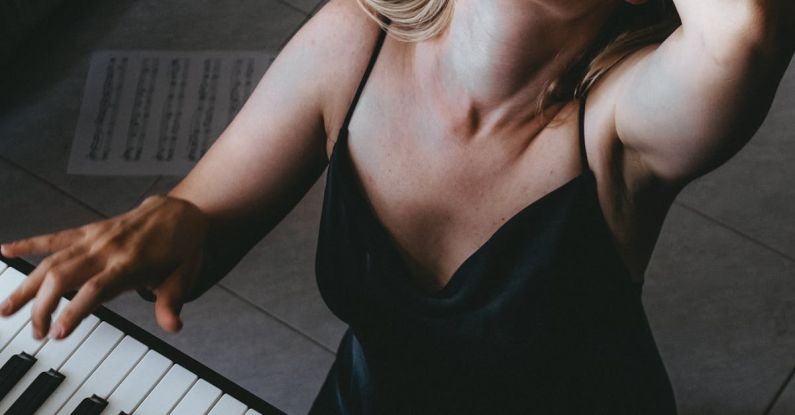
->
[1,246,85,317]
[1,228,84,258]
[180,251,204,303]
[31,255,101,340]
[49,266,127,340]
[154,271,187,333]
[0,268,44,317]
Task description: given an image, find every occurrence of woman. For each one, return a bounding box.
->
[1,0,793,413]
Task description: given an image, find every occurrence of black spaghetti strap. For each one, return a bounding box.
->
[339,26,389,135]
[578,89,591,173]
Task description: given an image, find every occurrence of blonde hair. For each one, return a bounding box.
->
[356,0,681,117]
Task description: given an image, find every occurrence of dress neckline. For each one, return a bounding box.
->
[325,26,641,298]
[330,124,596,298]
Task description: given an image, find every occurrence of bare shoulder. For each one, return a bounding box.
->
[290,0,383,147]
[582,43,683,197]
[579,44,682,280]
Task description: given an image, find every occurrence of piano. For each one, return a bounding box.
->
[0,256,284,415]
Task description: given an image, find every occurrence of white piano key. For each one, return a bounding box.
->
[0,299,68,364]
[104,350,171,415]
[133,363,196,415]
[0,263,272,413]
[170,378,222,415]
[0,321,47,366]
[0,267,26,297]
[35,321,123,414]
[0,302,32,353]
[207,394,247,415]
[0,314,100,412]
[55,335,147,415]
[0,267,31,350]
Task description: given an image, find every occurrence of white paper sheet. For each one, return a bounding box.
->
[68,50,275,176]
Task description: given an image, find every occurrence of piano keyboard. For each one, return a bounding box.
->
[0,257,283,415]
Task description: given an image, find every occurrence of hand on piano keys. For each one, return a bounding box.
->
[0,259,281,414]
[0,195,210,341]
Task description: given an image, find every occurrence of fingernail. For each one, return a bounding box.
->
[33,328,44,340]
[0,301,11,316]
[49,324,64,340]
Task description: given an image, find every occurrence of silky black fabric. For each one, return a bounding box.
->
[310,26,677,415]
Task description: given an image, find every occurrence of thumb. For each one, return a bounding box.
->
[154,272,185,333]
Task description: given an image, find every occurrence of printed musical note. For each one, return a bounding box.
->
[125,57,159,161]
[69,50,275,176]
[88,57,128,161]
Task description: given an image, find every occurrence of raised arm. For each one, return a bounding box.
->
[167,0,380,293]
[0,0,381,339]
[613,0,795,184]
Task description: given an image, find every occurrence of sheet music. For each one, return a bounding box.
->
[68,50,275,176]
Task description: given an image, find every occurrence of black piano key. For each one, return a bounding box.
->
[6,368,65,415]
[0,352,36,400]
[70,394,108,415]
[3,257,283,415]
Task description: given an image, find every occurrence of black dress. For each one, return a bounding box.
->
[310,26,677,415]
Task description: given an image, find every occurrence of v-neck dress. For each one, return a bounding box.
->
[310,26,677,415]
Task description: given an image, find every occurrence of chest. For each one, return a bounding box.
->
[330,93,594,293]
[320,34,676,289]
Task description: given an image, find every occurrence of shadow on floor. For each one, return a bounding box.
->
[0,0,133,115]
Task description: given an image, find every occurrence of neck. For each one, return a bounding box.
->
[413,0,619,135]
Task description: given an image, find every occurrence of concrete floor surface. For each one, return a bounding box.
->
[0,1,793,413]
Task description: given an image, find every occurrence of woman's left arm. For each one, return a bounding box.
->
[613,0,795,184]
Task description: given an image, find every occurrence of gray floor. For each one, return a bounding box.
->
[0,1,793,414]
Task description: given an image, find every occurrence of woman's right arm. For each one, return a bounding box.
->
[0,0,381,340]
